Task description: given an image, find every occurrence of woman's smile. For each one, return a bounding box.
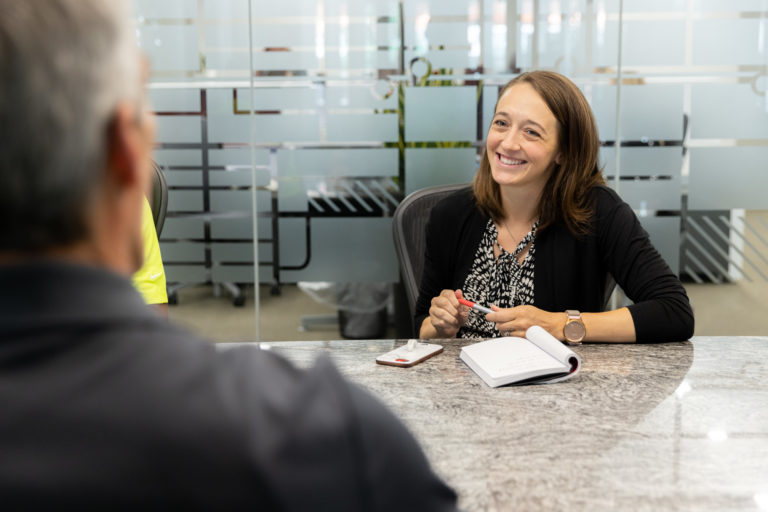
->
[496,153,527,167]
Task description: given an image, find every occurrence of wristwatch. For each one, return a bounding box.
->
[563,310,586,344]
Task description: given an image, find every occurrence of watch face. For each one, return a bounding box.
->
[564,320,586,342]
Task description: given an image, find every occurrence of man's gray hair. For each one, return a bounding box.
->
[0,0,140,251]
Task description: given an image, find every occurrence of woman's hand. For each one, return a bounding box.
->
[426,289,470,338]
[486,304,566,340]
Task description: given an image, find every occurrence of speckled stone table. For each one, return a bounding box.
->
[225,337,768,511]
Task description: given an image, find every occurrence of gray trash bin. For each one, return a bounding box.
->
[298,282,391,339]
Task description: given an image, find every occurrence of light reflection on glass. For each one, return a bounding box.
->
[547,0,562,35]
[492,0,507,72]
[468,1,481,61]
[521,0,534,35]
[493,0,506,25]
[674,379,691,398]
[754,493,768,511]
[596,0,607,46]
[520,0,535,59]
[569,12,582,28]
[707,429,728,442]
[339,7,349,75]
[414,10,431,55]
[315,2,326,62]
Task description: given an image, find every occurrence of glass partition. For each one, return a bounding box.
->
[135,0,768,342]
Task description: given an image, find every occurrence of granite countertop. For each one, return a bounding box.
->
[231,337,768,511]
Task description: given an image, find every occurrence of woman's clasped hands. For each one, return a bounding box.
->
[429,289,564,339]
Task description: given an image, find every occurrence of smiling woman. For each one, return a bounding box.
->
[415,71,694,344]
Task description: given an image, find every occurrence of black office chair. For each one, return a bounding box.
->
[392,183,470,330]
[149,160,168,237]
[393,183,617,332]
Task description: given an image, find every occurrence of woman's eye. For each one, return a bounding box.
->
[525,129,540,137]
[493,119,507,127]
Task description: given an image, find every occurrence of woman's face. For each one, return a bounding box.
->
[486,82,561,193]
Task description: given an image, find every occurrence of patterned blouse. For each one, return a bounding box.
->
[458,219,538,339]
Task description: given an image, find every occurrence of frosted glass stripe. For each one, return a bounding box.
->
[623,21,686,66]
[207,53,250,72]
[695,0,766,9]
[621,0,685,12]
[638,217,681,275]
[327,114,398,142]
[210,190,274,213]
[209,148,272,168]
[601,147,683,175]
[620,85,684,141]
[689,148,768,209]
[253,52,320,70]
[205,23,251,47]
[693,19,764,66]
[211,218,273,239]
[405,148,476,194]
[168,191,204,212]
[134,0,197,18]
[209,169,271,187]
[139,25,200,72]
[402,1,475,17]
[159,242,205,262]
[161,218,205,239]
[204,0,249,17]
[405,87,477,142]
[165,170,202,187]
[326,86,398,109]
[278,218,398,282]
[153,149,204,167]
[250,23,318,47]
[278,148,398,178]
[690,83,768,139]
[402,50,475,72]
[156,117,202,144]
[588,85,618,142]
[404,22,472,47]
[607,178,681,211]
[250,0,398,17]
[150,89,200,112]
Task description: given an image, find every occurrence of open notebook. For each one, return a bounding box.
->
[460,326,582,387]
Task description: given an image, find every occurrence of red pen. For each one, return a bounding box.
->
[458,298,493,314]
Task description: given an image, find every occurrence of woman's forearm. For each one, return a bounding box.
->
[580,307,636,343]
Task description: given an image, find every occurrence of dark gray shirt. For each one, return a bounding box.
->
[0,261,457,510]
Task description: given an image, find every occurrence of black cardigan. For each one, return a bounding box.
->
[414,186,694,342]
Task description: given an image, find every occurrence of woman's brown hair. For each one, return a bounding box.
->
[473,70,605,236]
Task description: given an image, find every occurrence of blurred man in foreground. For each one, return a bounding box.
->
[0,1,457,509]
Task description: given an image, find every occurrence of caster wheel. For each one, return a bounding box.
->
[233,295,246,307]
[168,292,178,305]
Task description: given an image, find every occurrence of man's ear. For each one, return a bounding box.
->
[106,103,142,186]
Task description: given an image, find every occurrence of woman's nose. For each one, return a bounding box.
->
[500,130,522,150]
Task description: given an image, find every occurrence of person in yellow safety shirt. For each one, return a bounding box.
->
[132,197,168,316]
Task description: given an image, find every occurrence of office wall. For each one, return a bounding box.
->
[135,0,768,336]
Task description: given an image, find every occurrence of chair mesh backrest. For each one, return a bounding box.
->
[392,183,470,323]
[150,161,168,237]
